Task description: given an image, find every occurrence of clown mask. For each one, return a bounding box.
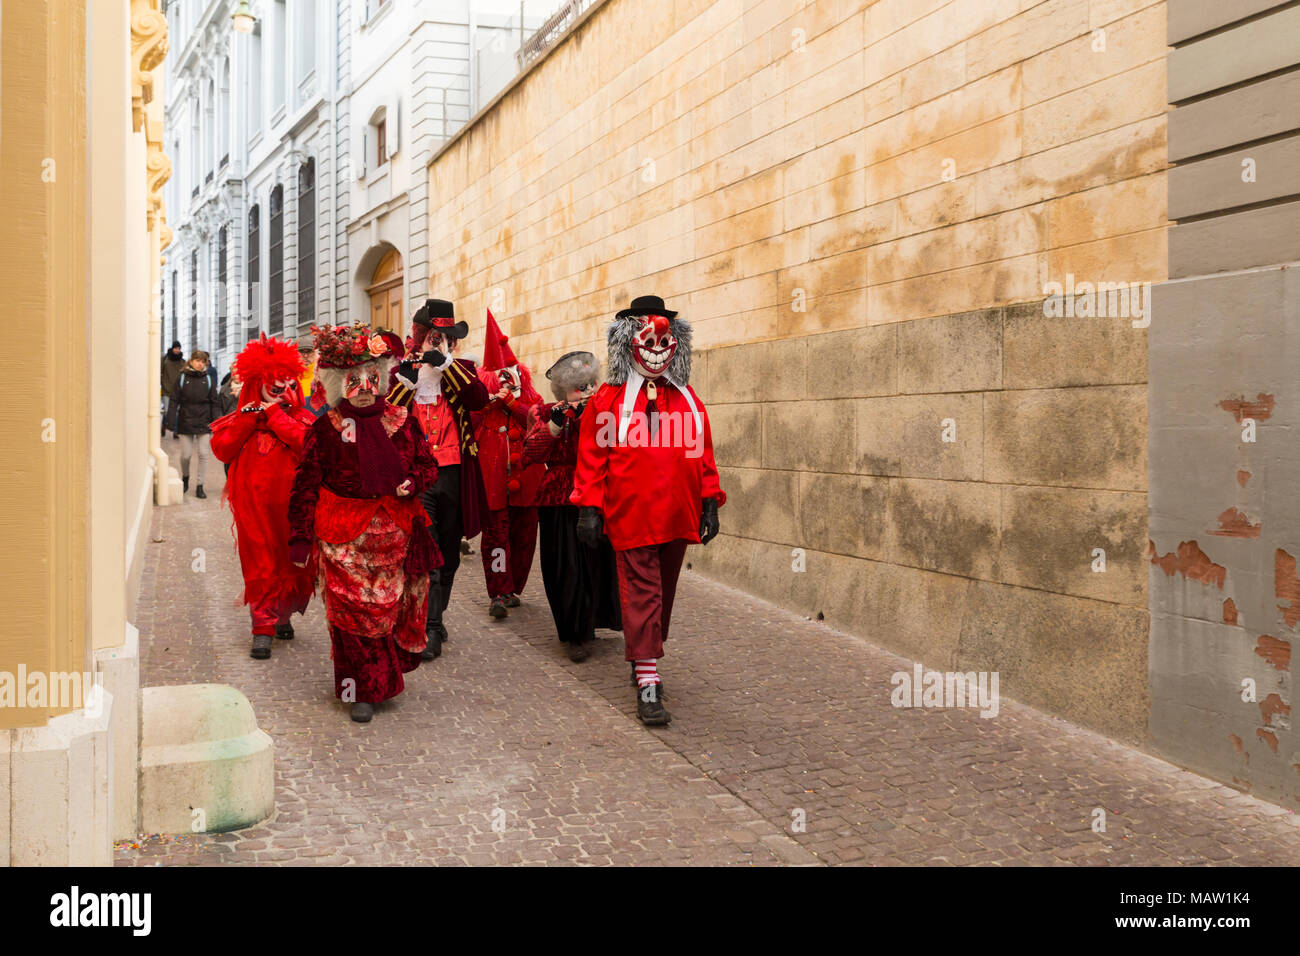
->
[632,315,676,379]
[498,365,522,397]
[261,378,295,406]
[344,366,382,406]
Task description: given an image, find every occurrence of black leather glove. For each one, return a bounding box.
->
[549,404,568,427]
[421,348,446,367]
[576,507,603,547]
[699,497,720,545]
[396,359,419,385]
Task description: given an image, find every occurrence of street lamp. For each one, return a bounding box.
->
[231,0,256,34]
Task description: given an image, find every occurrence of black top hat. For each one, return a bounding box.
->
[413,298,469,338]
[615,294,678,320]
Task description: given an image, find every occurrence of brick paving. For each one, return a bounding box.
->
[116,436,1300,865]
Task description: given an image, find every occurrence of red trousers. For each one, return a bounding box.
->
[250,599,293,636]
[615,539,688,661]
[480,505,538,598]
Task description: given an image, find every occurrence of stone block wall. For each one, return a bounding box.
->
[424,0,1170,741]
[691,305,1150,740]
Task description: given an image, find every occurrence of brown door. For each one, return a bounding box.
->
[367,248,403,333]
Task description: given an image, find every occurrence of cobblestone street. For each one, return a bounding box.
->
[115,440,1300,866]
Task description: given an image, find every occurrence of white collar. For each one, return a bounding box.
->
[617,370,701,444]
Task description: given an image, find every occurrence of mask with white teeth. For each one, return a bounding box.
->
[631,315,677,380]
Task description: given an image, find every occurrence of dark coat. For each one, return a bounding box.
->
[161,352,186,395]
[168,367,219,435]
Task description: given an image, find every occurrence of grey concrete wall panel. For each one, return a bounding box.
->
[1167,6,1300,103]
[1167,134,1300,220]
[1148,264,1300,805]
[1167,0,1292,45]
[1169,200,1300,278]
[1168,70,1300,162]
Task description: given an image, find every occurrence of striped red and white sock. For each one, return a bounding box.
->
[634,659,661,688]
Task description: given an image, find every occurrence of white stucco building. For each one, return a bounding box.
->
[162,0,567,371]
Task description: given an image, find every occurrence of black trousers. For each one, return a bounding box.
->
[422,464,463,630]
[538,504,622,644]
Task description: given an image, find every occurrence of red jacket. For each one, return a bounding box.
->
[209,402,317,611]
[569,380,725,551]
[474,370,545,511]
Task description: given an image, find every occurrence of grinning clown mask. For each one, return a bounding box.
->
[632,315,676,379]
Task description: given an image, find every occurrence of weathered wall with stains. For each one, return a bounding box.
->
[425,0,1168,741]
[1148,2,1300,804]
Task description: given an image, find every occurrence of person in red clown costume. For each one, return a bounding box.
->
[287,324,439,723]
[474,310,544,619]
[209,333,318,661]
[570,295,725,726]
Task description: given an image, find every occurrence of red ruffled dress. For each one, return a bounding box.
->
[288,401,440,704]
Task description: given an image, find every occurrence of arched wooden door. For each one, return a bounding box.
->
[367,248,403,332]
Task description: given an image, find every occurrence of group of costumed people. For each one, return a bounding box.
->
[210,294,724,726]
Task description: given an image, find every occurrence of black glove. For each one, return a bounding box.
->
[576,507,603,547]
[396,359,419,385]
[699,497,719,545]
[573,399,588,418]
[421,348,446,367]
[549,404,568,427]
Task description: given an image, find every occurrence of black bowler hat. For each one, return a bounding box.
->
[413,298,469,338]
[616,294,678,320]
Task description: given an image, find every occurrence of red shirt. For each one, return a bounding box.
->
[569,380,725,551]
[413,395,462,467]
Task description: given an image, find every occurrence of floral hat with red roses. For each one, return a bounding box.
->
[311,323,401,368]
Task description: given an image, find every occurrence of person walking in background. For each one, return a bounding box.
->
[161,340,186,438]
[167,349,219,499]
[522,350,621,661]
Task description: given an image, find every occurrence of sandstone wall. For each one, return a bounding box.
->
[425,0,1168,741]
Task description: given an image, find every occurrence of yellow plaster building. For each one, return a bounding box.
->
[0,0,178,865]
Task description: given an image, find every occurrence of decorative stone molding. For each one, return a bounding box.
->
[131,0,169,132]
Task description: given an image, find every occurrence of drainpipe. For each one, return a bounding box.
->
[148,221,172,507]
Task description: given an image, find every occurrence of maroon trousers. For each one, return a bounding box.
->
[480,505,539,598]
[615,539,688,661]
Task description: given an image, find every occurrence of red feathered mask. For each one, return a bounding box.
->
[233,333,307,409]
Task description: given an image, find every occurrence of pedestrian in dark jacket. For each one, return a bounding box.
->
[167,350,218,498]
[161,341,186,437]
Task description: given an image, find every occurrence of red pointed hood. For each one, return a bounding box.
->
[482,309,519,371]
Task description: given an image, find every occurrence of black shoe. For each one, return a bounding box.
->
[183,477,189,493]
[489,596,508,619]
[274,622,294,640]
[566,640,590,662]
[195,485,206,499]
[505,593,521,608]
[350,702,374,723]
[421,626,442,661]
[636,682,670,726]
[250,634,272,659]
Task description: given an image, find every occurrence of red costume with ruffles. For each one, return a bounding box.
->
[289,401,440,703]
[210,336,317,636]
[288,323,441,707]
